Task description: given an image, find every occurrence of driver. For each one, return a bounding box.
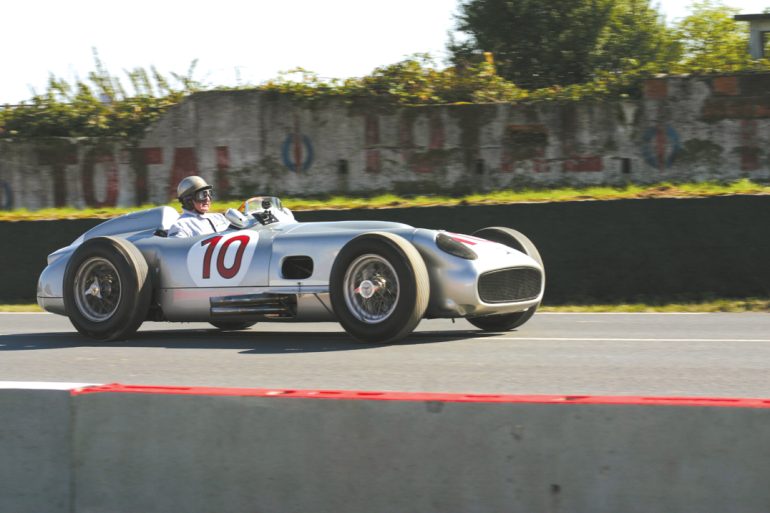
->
[168,176,230,238]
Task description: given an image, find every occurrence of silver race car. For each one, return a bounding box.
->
[37,197,545,343]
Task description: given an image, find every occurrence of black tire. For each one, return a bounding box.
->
[63,236,151,341]
[467,308,537,332]
[330,232,429,344]
[467,227,544,332]
[210,321,256,331]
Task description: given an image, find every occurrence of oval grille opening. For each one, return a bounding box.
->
[478,267,542,303]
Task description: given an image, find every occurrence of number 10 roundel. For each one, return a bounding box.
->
[186,232,259,287]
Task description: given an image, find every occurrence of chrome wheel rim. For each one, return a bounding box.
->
[73,257,121,322]
[343,254,399,324]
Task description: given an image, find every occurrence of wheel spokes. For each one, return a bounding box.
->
[345,255,400,323]
[74,258,122,322]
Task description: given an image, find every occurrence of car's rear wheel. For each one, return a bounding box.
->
[330,232,429,344]
[63,237,151,341]
[468,227,544,332]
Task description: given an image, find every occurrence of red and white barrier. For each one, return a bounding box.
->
[2,382,770,513]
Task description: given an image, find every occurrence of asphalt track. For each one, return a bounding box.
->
[1,312,769,398]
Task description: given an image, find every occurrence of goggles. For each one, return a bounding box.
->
[194,189,214,202]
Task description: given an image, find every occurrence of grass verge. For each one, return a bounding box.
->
[540,298,770,313]
[1,179,768,222]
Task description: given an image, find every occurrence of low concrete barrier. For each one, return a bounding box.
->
[2,382,769,513]
[0,383,83,513]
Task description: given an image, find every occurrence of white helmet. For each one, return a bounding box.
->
[177,175,212,200]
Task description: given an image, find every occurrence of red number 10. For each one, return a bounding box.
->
[201,235,250,279]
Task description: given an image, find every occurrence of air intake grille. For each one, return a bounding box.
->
[478,267,542,303]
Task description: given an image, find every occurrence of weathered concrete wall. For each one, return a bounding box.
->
[1,73,769,210]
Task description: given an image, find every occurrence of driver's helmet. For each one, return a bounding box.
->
[177,176,213,210]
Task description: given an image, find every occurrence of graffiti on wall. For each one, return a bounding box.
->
[36,143,121,207]
[29,145,234,208]
[642,124,681,171]
[400,111,447,174]
[740,120,761,171]
[168,148,199,199]
[82,146,119,207]
[281,134,314,172]
[282,114,314,173]
[501,125,548,173]
[563,156,604,172]
[37,143,78,207]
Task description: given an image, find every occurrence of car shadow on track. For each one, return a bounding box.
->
[0,328,494,353]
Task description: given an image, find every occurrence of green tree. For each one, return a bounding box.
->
[594,0,681,73]
[673,1,752,72]
[448,0,678,88]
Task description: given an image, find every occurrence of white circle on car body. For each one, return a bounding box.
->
[186,231,259,287]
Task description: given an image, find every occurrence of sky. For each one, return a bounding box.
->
[2,0,768,105]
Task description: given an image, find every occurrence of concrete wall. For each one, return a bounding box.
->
[2,382,770,513]
[1,73,769,210]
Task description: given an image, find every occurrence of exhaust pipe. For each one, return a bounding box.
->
[210,293,296,319]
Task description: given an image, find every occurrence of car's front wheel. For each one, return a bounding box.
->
[63,236,151,341]
[330,232,429,344]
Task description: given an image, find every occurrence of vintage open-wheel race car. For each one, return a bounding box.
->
[37,197,545,344]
